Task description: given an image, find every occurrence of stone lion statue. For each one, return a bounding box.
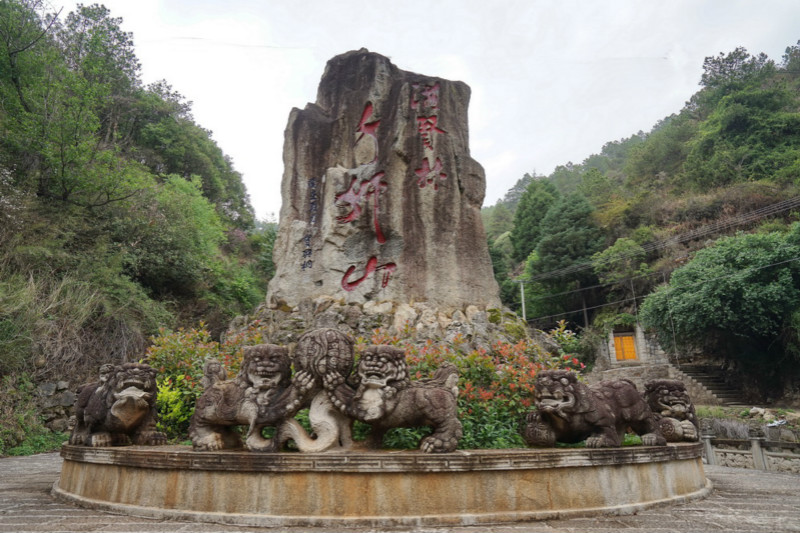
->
[276,328,356,452]
[524,370,666,448]
[189,344,314,451]
[201,357,227,389]
[644,379,699,442]
[323,345,462,453]
[69,362,166,447]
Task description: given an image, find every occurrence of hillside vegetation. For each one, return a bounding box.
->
[484,41,800,402]
[0,1,276,381]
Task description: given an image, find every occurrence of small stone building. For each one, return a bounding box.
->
[589,323,720,405]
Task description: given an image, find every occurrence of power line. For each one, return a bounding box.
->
[525,254,800,324]
[528,196,800,281]
[525,268,663,302]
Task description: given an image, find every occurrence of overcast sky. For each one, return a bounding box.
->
[55,0,800,221]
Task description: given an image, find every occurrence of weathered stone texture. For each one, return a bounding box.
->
[267,49,499,311]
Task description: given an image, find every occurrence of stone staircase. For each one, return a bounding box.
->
[675,365,748,407]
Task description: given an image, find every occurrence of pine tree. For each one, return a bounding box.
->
[509,179,560,262]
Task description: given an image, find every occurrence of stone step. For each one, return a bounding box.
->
[676,365,747,406]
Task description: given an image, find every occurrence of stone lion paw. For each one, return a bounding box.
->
[680,420,698,441]
[586,435,611,448]
[193,434,225,451]
[322,372,344,390]
[293,370,316,391]
[89,432,113,447]
[420,435,456,453]
[525,411,542,424]
[134,431,167,446]
[68,432,88,446]
[641,433,666,446]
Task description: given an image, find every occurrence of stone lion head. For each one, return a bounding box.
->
[644,379,697,424]
[238,344,291,390]
[109,363,158,401]
[533,370,587,419]
[356,345,409,389]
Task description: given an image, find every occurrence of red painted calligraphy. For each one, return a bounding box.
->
[417,116,446,150]
[355,103,380,146]
[414,157,447,190]
[341,256,397,292]
[411,82,440,111]
[335,172,387,244]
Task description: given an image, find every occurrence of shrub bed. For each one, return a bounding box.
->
[144,321,584,448]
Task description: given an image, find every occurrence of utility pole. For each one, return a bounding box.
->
[515,279,530,321]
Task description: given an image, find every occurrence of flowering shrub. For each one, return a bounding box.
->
[355,328,585,449]
[143,321,269,439]
[145,321,585,447]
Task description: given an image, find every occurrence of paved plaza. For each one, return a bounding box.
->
[1,452,799,533]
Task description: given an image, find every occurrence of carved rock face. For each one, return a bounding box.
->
[267,49,499,311]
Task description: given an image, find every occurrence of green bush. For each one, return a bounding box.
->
[0,259,173,379]
[144,323,585,447]
[143,321,270,439]
[155,378,196,440]
[354,328,585,449]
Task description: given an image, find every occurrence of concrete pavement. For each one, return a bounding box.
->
[1,452,799,532]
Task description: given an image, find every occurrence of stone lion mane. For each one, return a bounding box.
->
[644,379,699,442]
[276,328,356,453]
[69,362,166,447]
[524,370,666,448]
[189,344,311,451]
[325,345,462,453]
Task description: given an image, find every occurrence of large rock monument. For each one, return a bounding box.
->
[267,49,499,313]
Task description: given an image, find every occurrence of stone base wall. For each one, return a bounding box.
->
[766,453,800,474]
[55,444,708,527]
[35,381,76,433]
[227,299,535,352]
[586,363,672,388]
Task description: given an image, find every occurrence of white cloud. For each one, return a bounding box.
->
[55,0,800,219]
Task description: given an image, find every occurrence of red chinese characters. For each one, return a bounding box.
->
[341,256,397,292]
[411,82,448,190]
[355,103,380,163]
[411,82,440,111]
[335,172,387,244]
[335,102,395,291]
[414,157,447,190]
[417,115,446,150]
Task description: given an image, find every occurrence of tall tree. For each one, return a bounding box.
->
[530,193,603,281]
[509,179,560,261]
[53,3,140,145]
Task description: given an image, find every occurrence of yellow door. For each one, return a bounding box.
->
[614,334,637,361]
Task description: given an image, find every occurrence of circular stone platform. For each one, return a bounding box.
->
[54,443,710,527]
